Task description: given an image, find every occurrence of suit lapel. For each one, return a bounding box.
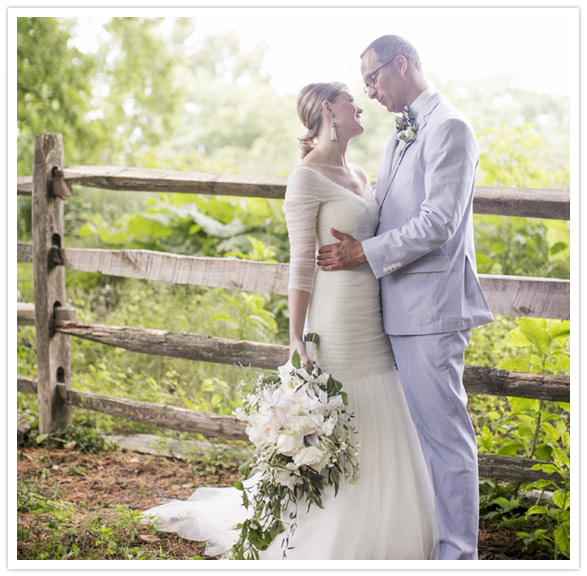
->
[377,93,441,208]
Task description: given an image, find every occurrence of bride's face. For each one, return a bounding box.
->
[330,90,364,138]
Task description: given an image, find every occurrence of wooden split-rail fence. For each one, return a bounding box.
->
[17,133,571,484]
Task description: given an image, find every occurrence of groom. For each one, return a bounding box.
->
[317,35,494,560]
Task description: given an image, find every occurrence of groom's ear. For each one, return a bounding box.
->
[396,55,409,75]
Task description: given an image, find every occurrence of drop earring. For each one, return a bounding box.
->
[330,112,338,142]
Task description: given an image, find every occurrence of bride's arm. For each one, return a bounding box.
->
[288,289,314,366]
[283,168,320,365]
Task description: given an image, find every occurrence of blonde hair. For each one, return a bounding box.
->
[296,82,347,158]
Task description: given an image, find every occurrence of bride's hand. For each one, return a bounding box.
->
[290,340,315,368]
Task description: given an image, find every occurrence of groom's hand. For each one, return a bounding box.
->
[317,228,367,271]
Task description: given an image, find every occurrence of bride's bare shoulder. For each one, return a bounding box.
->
[349,163,369,187]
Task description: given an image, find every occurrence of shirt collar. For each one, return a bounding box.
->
[408,87,436,123]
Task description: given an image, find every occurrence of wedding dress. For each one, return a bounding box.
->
[142,165,439,560]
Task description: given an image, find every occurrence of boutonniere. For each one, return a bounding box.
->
[396,105,418,144]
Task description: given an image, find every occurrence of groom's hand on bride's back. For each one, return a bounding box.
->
[317,228,367,271]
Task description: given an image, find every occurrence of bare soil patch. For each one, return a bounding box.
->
[17,442,535,561]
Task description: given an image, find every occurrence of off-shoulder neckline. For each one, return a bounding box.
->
[294,165,370,199]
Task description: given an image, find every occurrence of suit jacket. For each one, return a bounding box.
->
[362,90,493,335]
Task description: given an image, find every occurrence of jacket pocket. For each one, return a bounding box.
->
[399,253,450,274]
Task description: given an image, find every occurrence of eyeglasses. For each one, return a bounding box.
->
[363,56,397,93]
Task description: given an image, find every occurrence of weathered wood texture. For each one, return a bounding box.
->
[18,302,75,325]
[56,321,291,369]
[479,275,570,320]
[18,242,32,262]
[477,453,557,483]
[59,247,290,295]
[50,321,569,403]
[472,186,569,220]
[463,365,569,403]
[17,303,36,325]
[17,376,38,394]
[56,384,248,440]
[66,166,286,199]
[17,176,33,195]
[32,380,558,483]
[17,245,569,320]
[31,133,71,433]
[104,433,252,462]
[17,168,570,220]
[103,432,555,484]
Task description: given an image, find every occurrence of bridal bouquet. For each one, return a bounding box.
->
[230,336,360,559]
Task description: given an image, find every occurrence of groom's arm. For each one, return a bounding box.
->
[363,116,477,278]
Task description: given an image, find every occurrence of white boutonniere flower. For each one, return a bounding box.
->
[396,105,418,144]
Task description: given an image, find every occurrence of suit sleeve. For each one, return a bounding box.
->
[363,117,478,279]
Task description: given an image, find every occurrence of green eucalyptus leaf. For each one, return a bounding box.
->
[291,349,301,369]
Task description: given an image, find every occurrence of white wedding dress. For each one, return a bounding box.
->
[142,165,439,560]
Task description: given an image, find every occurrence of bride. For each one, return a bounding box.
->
[142,82,439,560]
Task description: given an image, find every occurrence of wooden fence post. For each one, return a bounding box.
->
[32,133,71,434]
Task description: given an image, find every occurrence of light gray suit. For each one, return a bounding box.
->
[363,89,493,559]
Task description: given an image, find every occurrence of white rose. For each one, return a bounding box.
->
[286,414,319,437]
[276,432,304,456]
[293,446,328,471]
[247,413,280,446]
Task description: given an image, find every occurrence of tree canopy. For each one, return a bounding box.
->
[17,16,569,187]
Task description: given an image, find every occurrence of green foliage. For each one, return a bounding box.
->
[76,191,288,259]
[17,480,170,560]
[17,17,98,174]
[22,415,111,454]
[474,216,570,279]
[519,448,570,559]
[472,318,570,559]
[498,318,570,376]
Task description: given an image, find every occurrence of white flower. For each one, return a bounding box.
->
[293,446,329,471]
[273,467,301,489]
[320,414,337,436]
[277,361,295,385]
[263,387,293,424]
[397,126,417,143]
[276,432,304,456]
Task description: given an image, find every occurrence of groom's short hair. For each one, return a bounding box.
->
[361,35,422,73]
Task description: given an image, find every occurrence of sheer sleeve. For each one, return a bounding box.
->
[283,167,321,294]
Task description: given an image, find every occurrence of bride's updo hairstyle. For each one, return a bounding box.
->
[296,82,347,158]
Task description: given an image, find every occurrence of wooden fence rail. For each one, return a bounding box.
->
[17,244,570,320]
[17,166,571,220]
[14,376,559,484]
[17,133,571,486]
[17,305,570,404]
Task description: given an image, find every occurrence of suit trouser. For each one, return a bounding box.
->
[389,329,478,560]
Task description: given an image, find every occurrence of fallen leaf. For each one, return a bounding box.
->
[139,534,159,544]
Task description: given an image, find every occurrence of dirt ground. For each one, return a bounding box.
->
[16,442,536,561]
